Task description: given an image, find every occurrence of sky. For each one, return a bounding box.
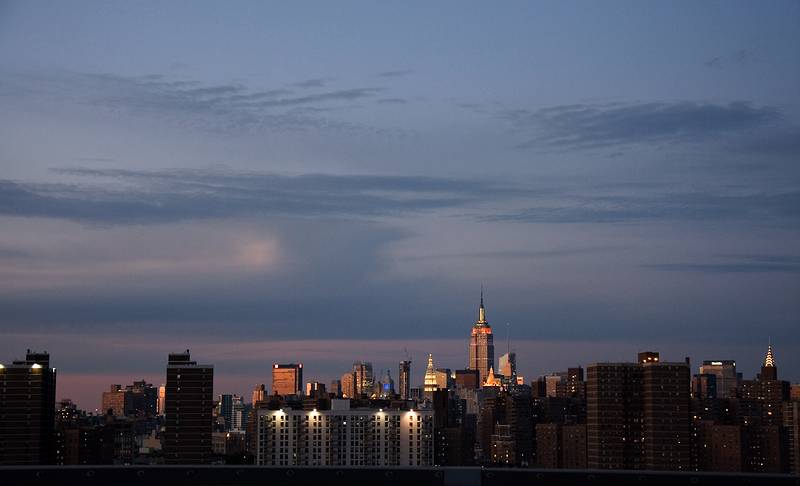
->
[0,1,798,409]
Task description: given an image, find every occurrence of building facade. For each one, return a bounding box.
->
[0,350,57,465]
[255,400,433,466]
[164,350,214,464]
[272,363,303,397]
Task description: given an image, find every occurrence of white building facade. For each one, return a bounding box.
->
[256,400,433,466]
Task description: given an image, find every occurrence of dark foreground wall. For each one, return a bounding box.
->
[0,466,795,486]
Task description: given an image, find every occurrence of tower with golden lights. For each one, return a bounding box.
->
[468,289,494,385]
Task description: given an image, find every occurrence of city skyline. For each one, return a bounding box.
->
[2,294,792,410]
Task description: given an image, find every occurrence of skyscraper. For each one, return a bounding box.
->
[252,384,266,406]
[424,353,439,397]
[399,360,411,400]
[499,352,516,381]
[272,363,303,396]
[164,350,214,464]
[587,352,690,471]
[352,361,374,397]
[468,289,494,385]
[0,350,57,465]
[698,360,738,398]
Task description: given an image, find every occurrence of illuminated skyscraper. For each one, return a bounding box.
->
[352,361,374,397]
[424,354,439,397]
[272,363,303,396]
[468,289,494,385]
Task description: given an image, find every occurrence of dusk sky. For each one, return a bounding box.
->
[1,1,799,409]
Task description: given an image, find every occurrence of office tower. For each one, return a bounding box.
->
[231,395,245,431]
[256,400,434,466]
[218,394,234,431]
[435,368,452,391]
[164,350,214,464]
[468,289,494,385]
[399,360,411,400]
[127,380,158,416]
[252,384,266,406]
[272,363,303,396]
[641,357,691,470]
[587,352,690,471]
[102,385,128,416]
[0,350,57,465]
[341,372,356,398]
[423,354,439,397]
[329,380,342,397]
[785,401,800,476]
[305,381,327,398]
[699,360,738,398]
[455,369,480,390]
[692,373,718,399]
[737,344,790,473]
[352,361,374,397]
[157,385,166,415]
[499,352,516,380]
[566,367,585,399]
[760,344,777,381]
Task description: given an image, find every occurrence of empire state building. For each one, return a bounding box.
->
[468,290,494,384]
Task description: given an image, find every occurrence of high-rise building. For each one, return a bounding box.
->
[218,394,234,431]
[587,352,690,471]
[101,380,158,417]
[352,361,374,397]
[272,363,303,396]
[699,360,738,398]
[0,350,57,465]
[399,360,411,400]
[164,350,214,464]
[231,395,245,432]
[102,384,128,416]
[255,400,434,466]
[398,360,411,400]
[435,368,452,391]
[157,385,166,416]
[499,352,516,380]
[252,384,266,406]
[341,372,356,398]
[468,289,494,385]
[423,354,439,397]
[454,369,480,390]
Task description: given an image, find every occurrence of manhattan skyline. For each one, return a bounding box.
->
[1,1,799,410]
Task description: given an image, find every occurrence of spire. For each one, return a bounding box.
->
[764,344,775,368]
[424,353,438,391]
[478,286,487,324]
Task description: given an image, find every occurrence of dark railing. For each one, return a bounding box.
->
[0,466,796,486]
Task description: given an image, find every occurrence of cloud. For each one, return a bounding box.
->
[291,78,334,88]
[487,191,800,224]
[645,254,800,274]
[0,168,522,224]
[376,98,408,104]
[399,246,626,262]
[376,70,412,78]
[502,101,784,151]
[0,69,387,134]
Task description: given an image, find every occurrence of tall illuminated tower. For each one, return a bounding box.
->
[468,289,494,385]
